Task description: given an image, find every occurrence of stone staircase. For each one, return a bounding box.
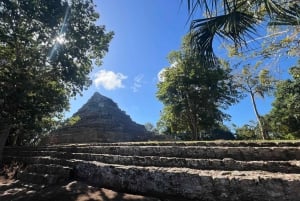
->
[2,141,300,201]
[16,163,72,186]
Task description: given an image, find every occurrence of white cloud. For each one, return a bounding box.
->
[93,69,127,90]
[131,74,144,92]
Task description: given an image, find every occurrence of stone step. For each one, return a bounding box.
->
[4,142,300,201]
[5,140,300,153]
[4,154,300,175]
[25,164,72,177]
[49,151,300,173]
[4,152,300,174]
[48,140,300,147]
[3,148,57,155]
[3,150,58,158]
[41,146,300,161]
[15,164,73,187]
[74,161,300,201]
[71,153,300,173]
[16,171,65,185]
[3,155,81,168]
[4,145,300,161]
[4,152,300,201]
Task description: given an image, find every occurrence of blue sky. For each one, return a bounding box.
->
[65,0,297,130]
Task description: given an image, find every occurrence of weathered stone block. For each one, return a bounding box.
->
[74,161,300,201]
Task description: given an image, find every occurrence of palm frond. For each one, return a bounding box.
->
[268,1,300,26]
[186,0,217,15]
[185,0,299,65]
[190,11,258,65]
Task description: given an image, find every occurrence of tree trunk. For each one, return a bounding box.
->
[0,122,10,163]
[192,119,198,140]
[249,92,267,140]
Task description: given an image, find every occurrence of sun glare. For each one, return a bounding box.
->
[55,34,67,44]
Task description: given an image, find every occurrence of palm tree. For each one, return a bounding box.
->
[185,0,300,65]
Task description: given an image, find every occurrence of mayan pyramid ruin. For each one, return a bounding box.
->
[48,92,151,144]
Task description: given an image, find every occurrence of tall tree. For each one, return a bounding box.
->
[185,0,299,64]
[234,62,276,139]
[267,61,300,138]
[0,0,113,161]
[157,36,239,140]
[223,16,299,140]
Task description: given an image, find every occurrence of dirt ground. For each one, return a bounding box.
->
[0,178,162,201]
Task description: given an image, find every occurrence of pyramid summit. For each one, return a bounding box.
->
[48,92,151,144]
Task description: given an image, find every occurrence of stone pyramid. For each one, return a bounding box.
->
[49,92,150,144]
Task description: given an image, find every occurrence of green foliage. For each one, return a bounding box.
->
[157,35,240,140]
[66,115,81,126]
[186,1,298,140]
[261,26,300,58]
[267,61,300,139]
[186,0,299,64]
[224,16,298,140]
[235,124,258,140]
[236,63,275,97]
[233,60,276,139]
[0,0,113,145]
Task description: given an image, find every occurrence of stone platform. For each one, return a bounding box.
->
[2,141,300,200]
